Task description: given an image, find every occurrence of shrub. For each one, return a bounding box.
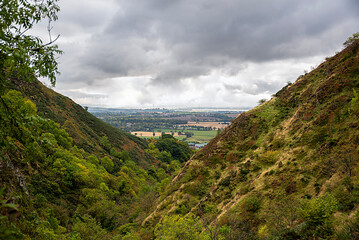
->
[182,179,209,197]
[219,175,231,187]
[101,156,114,173]
[258,151,278,164]
[299,194,338,226]
[336,211,359,239]
[349,89,359,115]
[99,136,111,151]
[87,154,99,165]
[343,32,359,47]
[154,214,204,240]
[242,195,261,213]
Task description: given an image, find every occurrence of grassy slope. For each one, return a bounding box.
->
[8,79,153,167]
[144,40,359,232]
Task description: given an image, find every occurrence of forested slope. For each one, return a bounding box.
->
[0,1,193,239]
[144,40,359,239]
[8,78,152,167]
[0,80,193,239]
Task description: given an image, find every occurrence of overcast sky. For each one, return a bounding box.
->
[38,0,359,108]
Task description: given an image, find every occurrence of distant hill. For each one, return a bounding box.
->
[144,40,359,239]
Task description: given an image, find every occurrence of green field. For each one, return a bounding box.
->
[133,129,218,143]
[151,129,217,143]
[136,135,187,141]
[185,130,217,143]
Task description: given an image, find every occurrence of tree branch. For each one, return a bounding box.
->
[30,34,60,52]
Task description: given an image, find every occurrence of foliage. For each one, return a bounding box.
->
[262,197,300,239]
[7,76,150,164]
[296,194,338,238]
[0,188,23,239]
[155,134,194,163]
[101,156,114,173]
[299,194,338,225]
[336,210,359,239]
[71,215,108,239]
[349,88,359,115]
[145,33,359,239]
[241,195,262,213]
[258,150,278,164]
[154,214,206,240]
[258,99,267,105]
[0,0,62,89]
[2,16,359,240]
[343,32,359,47]
[158,151,173,164]
[99,136,112,152]
[88,154,99,165]
[0,1,187,239]
[0,90,178,238]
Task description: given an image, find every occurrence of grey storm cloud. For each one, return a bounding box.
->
[76,0,355,82]
[51,0,359,107]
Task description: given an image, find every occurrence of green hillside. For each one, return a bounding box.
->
[2,1,359,238]
[143,40,359,239]
[3,37,359,240]
[0,84,192,239]
[8,78,152,167]
[0,77,197,239]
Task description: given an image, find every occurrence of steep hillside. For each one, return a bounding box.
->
[0,80,194,239]
[144,40,359,239]
[1,70,203,239]
[8,78,153,167]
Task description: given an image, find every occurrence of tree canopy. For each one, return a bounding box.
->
[343,32,359,47]
[0,0,62,91]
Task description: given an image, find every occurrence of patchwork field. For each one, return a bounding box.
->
[181,121,229,129]
[131,129,218,143]
[131,131,180,137]
[93,108,242,143]
[183,130,218,143]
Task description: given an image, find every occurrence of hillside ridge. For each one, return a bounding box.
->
[8,78,153,166]
[143,40,359,239]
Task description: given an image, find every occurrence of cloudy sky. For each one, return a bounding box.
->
[38,0,359,108]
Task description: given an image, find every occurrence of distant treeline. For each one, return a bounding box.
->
[93,112,234,132]
[94,116,187,132]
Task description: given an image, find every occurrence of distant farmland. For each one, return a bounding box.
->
[131,129,218,143]
[93,109,241,143]
[131,131,180,137]
[180,121,229,129]
[130,121,231,143]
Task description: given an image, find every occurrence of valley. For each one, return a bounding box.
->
[3,41,359,239]
[92,108,244,144]
[1,1,359,239]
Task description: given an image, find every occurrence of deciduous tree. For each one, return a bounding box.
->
[0,0,62,91]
